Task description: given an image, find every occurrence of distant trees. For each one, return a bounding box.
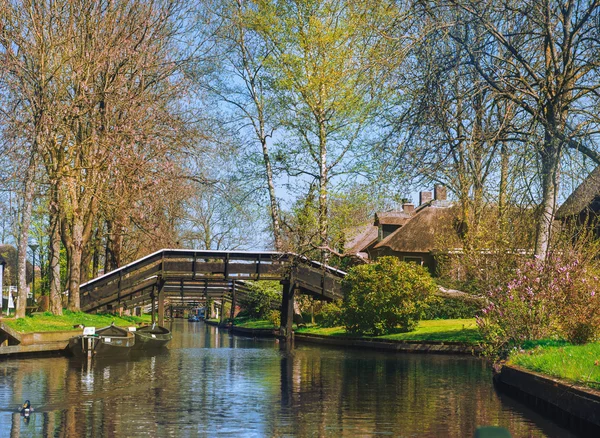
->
[0,0,190,313]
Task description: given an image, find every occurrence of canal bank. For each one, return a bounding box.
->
[495,364,600,436]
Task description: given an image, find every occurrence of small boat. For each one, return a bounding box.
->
[188,314,199,322]
[68,324,135,358]
[133,324,172,349]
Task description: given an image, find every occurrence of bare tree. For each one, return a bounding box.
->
[419,0,600,257]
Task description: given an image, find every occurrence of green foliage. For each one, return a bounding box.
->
[341,257,437,336]
[267,310,280,328]
[422,294,481,320]
[238,281,282,319]
[297,318,481,344]
[314,300,343,327]
[3,310,151,333]
[509,342,600,390]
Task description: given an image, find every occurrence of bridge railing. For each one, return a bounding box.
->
[80,249,346,312]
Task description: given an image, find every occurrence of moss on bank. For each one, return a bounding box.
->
[2,311,152,333]
[509,342,600,390]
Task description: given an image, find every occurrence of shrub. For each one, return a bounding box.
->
[267,310,280,328]
[314,300,343,327]
[341,257,437,336]
[422,294,481,320]
[238,281,281,319]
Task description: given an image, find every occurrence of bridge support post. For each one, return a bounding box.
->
[150,292,156,325]
[219,295,226,325]
[279,280,295,342]
[229,281,236,324]
[158,280,165,327]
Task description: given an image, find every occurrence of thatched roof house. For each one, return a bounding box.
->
[556,166,600,220]
[342,185,458,272]
[369,200,457,272]
[344,223,378,259]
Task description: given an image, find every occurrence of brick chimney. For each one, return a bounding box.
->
[419,191,433,206]
[434,184,447,201]
[403,203,415,214]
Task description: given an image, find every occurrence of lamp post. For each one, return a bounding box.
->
[29,243,39,303]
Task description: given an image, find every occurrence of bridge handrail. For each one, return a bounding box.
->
[80,249,346,291]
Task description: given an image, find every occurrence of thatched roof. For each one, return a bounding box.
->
[374,204,458,253]
[344,224,378,254]
[556,166,600,219]
[374,210,412,226]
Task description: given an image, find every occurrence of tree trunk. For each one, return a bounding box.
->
[15,154,36,318]
[261,137,283,251]
[534,132,561,258]
[66,222,84,312]
[318,120,328,263]
[104,218,124,272]
[48,201,63,315]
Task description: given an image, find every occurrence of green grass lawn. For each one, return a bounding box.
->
[509,342,600,390]
[234,319,278,329]
[1,311,152,333]
[296,318,481,344]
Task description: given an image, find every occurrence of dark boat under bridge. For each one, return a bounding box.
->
[79,249,346,339]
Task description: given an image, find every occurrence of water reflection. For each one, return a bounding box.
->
[0,321,578,437]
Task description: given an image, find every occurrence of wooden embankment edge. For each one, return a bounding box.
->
[203,320,279,338]
[0,341,69,358]
[293,333,479,355]
[208,319,479,355]
[0,324,81,358]
[495,364,600,435]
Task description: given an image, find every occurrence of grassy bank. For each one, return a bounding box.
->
[296,319,480,343]
[233,318,278,329]
[509,342,600,390]
[2,311,152,333]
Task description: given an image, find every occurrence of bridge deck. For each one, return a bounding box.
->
[80,249,345,313]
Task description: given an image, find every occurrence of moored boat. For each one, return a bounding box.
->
[68,324,135,358]
[133,324,172,349]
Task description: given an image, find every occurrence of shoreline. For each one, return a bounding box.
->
[495,364,600,435]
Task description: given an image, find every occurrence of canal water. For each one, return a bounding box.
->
[0,321,577,437]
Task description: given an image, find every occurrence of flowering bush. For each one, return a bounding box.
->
[478,252,600,356]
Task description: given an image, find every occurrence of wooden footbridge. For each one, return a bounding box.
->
[79,249,346,339]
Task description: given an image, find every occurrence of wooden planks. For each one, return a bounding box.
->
[79,249,345,311]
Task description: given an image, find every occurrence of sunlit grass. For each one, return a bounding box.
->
[2,310,152,333]
[296,318,481,344]
[509,342,600,390]
[235,319,278,329]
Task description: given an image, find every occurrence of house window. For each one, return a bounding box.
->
[403,256,423,265]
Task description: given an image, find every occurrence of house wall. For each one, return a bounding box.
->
[368,247,436,274]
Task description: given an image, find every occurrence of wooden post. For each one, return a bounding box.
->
[158,280,165,327]
[279,280,295,341]
[150,291,156,325]
[229,281,236,324]
[220,295,226,325]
